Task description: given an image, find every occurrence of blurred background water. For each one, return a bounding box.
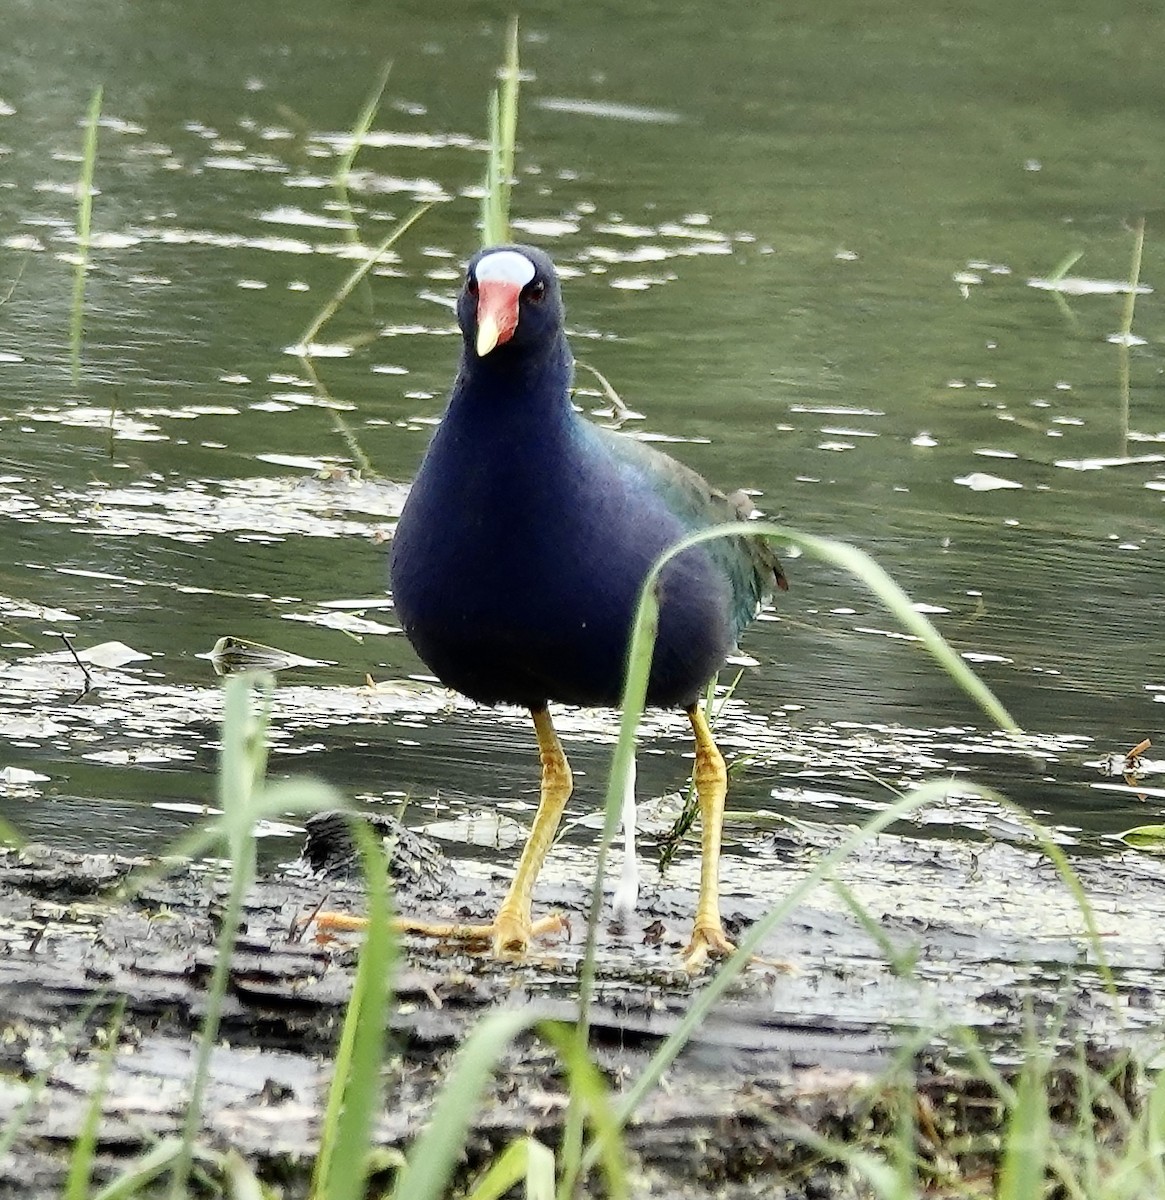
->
[0,0,1161,858]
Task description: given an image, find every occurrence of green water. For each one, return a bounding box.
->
[0,0,1161,857]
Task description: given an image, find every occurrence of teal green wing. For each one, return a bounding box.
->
[593,425,788,639]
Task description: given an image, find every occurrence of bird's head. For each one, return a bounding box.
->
[458,244,564,360]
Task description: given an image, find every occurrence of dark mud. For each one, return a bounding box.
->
[0,813,1161,1198]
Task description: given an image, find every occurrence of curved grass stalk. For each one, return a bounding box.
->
[567,520,1033,1184]
[296,201,433,352]
[575,520,1023,1061]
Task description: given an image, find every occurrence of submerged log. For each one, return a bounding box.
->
[0,812,1160,1197]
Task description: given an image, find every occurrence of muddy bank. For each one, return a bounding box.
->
[0,814,1161,1197]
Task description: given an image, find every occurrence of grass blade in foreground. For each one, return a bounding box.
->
[463,1137,554,1200]
[571,520,1029,1179]
[63,998,126,1200]
[575,519,1022,1059]
[167,673,272,1199]
[311,821,396,1200]
[996,1055,1050,1200]
[388,1010,543,1200]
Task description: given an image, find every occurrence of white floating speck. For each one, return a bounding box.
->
[511,217,580,237]
[282,341,352,358]
[790,405,885,416]
[954,472,1023,491]
[911,432,937,447]
[854,626,919,643]
[1106,332,1148,346]
[0,766,49,785]
[609,276,664,291]
[1028,276,1151,296]
[974,448,1018,459]
[88,231,141,250]
[536,97,682,124]
[260,205,354,230]
[1056,454,1165,471]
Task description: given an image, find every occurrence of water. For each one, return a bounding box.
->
[0,0,1161,859]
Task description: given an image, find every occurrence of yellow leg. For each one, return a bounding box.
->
[490,706,573,954]
[311,706,572,958]
[683,703,735,972]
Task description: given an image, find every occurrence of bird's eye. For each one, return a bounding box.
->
[526,279,546,303]
[466,273,479,296]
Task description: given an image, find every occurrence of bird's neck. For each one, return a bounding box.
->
[447,332,576,436]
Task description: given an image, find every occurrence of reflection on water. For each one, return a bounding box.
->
[0,0,1162,864]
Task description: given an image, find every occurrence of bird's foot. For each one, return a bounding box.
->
[682,919,736,973]
[310,909,569,959]
[489,910,570,956]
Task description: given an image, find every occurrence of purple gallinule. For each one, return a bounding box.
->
[389,245,786,970]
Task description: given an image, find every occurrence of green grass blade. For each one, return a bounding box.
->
[64,997,126,1200]
[0,812,24,847]
[1047,249,1084,284]
[662,523,1022,733]
[581,779,951,1181]
[334,60,393,229]
[168,673,270,1199]
[1118,217,1145,342]
[70,85,102,381]
[388,1009,542,1200]
[539,1023,628,1200]
[331,57,394,322]
[481,17,520,247]
[93,1138,217,1200]
[574,519,1023,1176]
[297,201,432,351]
[222,1148,267,1200]
[997,1055,1051,1200]
[1117,217,1146,456]
[561,580,658,1186]
[464,1137,555,1200]
[314,821,396,1200]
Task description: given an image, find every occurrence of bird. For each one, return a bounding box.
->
[388,244,787,971]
